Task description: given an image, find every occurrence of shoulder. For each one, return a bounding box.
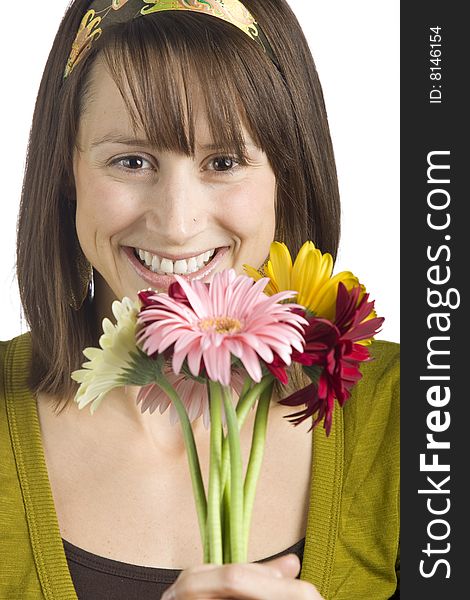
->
[0,333,32,381]
[345,339,400,431]
[0,338,9,381]
[357,339,400,390]
[1,336,16,403]
[1,333,32,428]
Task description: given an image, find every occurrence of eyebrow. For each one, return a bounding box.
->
[90,134,151,149]
[90,133,258,151]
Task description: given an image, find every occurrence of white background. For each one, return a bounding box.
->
[0,1,399,342]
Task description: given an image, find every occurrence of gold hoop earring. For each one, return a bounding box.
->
[259,257,270,275]
[69,245,93,311]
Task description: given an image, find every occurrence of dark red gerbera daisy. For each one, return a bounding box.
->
[279,284,384,435]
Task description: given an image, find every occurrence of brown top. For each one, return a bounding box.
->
[63,537,305,599]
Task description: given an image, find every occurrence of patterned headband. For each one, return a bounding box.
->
[64,0,276,79]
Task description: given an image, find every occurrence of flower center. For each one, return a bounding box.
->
[199,316,243,334]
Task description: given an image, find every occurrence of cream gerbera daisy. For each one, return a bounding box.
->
[72,297,140,413]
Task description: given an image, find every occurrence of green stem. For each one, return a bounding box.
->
[236,376,274,427]
[220,376,274,494]
[243,382,274,555]
[222,385,245,563]
[203,521,210,563]
[155,376,207,555]
[222,478,231,564]
[207,381,223,564]
[239,376,253,402]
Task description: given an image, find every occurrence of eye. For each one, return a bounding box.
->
[111,155,154,173]
[209,156,240,173]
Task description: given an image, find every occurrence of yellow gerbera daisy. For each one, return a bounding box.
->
[244,241,360,322]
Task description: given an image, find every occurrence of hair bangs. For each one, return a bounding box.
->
[99,12,289,164]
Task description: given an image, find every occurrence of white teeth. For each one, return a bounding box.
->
[174,259,188,274]
[160,258,174,274]
[135,247,217,275]
[187,257,198,273]
[151,255,160,273]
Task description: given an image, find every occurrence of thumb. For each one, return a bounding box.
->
[262,553,301,579]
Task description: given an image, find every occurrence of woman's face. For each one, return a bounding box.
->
[73,61,276,307]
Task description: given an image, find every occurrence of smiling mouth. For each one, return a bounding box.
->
[133,247,218,276]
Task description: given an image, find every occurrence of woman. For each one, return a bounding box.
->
[0,1,399,598]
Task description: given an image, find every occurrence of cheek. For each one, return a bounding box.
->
[218,174,276,238]
[75,177,142,242]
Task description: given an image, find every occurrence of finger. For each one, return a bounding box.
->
[161,564,220,600]
[162,559,322,599]
[259,553,301,579]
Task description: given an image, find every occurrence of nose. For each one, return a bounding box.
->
[145,161,207,246]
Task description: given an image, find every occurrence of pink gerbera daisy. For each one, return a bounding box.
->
[136,269,307,387]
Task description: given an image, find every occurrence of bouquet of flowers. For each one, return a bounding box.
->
[72,241,383,564]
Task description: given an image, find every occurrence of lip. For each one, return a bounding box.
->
[123,246,230,290]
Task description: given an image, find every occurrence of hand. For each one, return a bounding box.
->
[160,553,324,599]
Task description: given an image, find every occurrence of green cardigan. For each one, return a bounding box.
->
[0,334,399,599]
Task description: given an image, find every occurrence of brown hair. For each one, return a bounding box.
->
[17,0,340,405]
